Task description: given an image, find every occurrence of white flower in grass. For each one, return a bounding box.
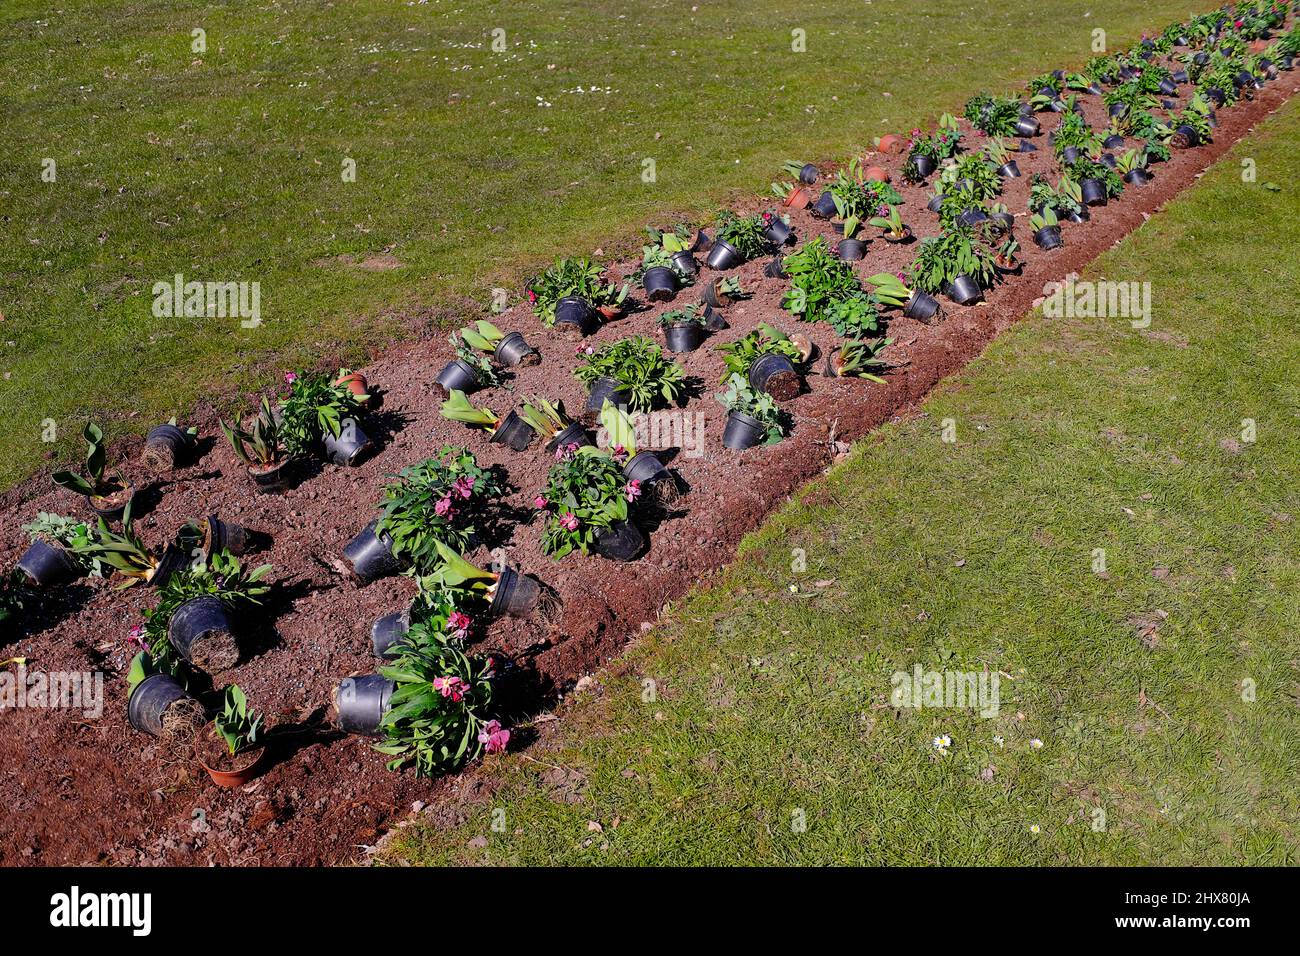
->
[932,734,952,755]
[1029,824,1041,834]
[993,735,1004,748]
[1029,738,1043,750]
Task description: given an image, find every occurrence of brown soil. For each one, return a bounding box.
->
[1,51,1296,866]
[195,726,264,777]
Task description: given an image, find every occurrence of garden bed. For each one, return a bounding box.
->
[2,15,1297,866]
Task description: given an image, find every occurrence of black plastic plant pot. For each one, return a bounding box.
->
[1065,207,1089,223]
[1014,116,1040,137]
[323,420,375,467]
[763,218,794,246]
[722,410,766,451]
[664,322,704,353]
[946,274,983,307]
[335,674,395,737]
[702,305,729,332]
[1099,154,1118,170]
[1102,134,1125,150]
[903,290,940,322]
[699,278,737,310]
[763,255,786,279]
[342,519,402,584]
[798,163,819,185]
[1033,225,1063,250]
[593,520,646,562]
[991,211,1015,233]
[1060,145,1082,165]
[150,544,188,589]
[1085,83,1105,96]
[1018,139,1037,153]
[489,564,543,619]
[142,424,192,473]
[811,190,838,219]
[585,376,631,415]
[249,460,294,495]
[1205,87,1226,107]
[670,250,699,277]
[169,595,238,672]
[1158,77,1179,97]
[1080,178,1108,206]
[837,238,865,261]
[911,154,937,178]
[203,515,254,558]
[544,421,592,456]
[1281,56,1295,72]
[1124,168,1151,187]
[90,486,135,524]
[553,296,599,338]
[1171,70,1189,84]
[435,358,482,397]
[926,194,945,213]
[704,239,744,271]
[127,674,198,738]
[956,208,989,229]
[642,266,679,302]
[490,409,535,451]
[371,606,411,658]
[494,331,540,367]
[690,229,711,253]
[748,352,800,401]
[1044,98,1066,113]
[16,539,81,588]
[623,450,672,488]
[1236,71,1260,90]
[1160,98,1177,110]
[996,160,1021,179]
[1193,52,1211,67]
[1108,103,1127,119]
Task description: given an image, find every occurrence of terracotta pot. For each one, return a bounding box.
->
[864,165,891,183]
[334,372,371,409]
[878,134,905,154]
[195,723,268,788]
[783,186,813,209]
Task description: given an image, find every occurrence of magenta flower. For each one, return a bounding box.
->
[527,289,537,303]
[432,676,467,702]
[284,372,298,384]
[434,496,455,518]
[453,474,475,499]
[612,444,628,460]
[478,719,510,754]
[128,625,148,652]
[533,494,548,509]
[447,611,471,640]
[559,512,579,531]
[625,479,642,502]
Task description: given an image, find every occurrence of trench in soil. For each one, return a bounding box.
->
[2,49,1296,866]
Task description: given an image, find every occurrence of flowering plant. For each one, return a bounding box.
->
[376,447,505,575]
[374,622,501,776]
[278,370,366,457]
[573,336,685,412]
[534,444,634,558]
[527,256,627,325]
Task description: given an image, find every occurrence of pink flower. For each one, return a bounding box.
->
[284,372,297,384]
[533,494,548,509]
[625,479,642,502]
[432,676,467,702]
[453,475,475,499]
[612,444,628,460]
[527,289,537,303]
[128,625,148,652]
[434,496,455,518]
[559,512,579,531]
[574,343,594,357]
[447,611,471,640]
[478,719,510,754]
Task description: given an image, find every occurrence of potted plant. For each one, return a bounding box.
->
[866,272,941,322]
[717,374,787,450]
[367,629,503,775]
[1171,107,1212,148]
[333,368,374,409]
[596,402,679,505]
[71,501,187,589]
[142,419,199,473]
[781,159,820,185]
[633,242,693,303]
[520,396,591,452]
[828,159,905,237]
[423,541,549,621]
[51,422,134,522]
[903,122,961,181]
[964,92,1037,137]
[699,275,747,310]
[528,257,628,332]
[716,324,806,401]
[458,320,539,369]
[907,229,998,306]
[196,685,267,787]
[435,331,503,398]
[1116,148,1152,185]
[220,396,294,493]
[17,513,97,587]
[344,447,504,584]
[1067,157,1124,205]
[573,336,685,413]
[781,238,884,338]
[868,205,912,243]
[658,304,708,353]
[826,337,891,382]
[707,212,770,269]
[984,137,1021,178]
[439,390,535,451]
[771,180,816,210]
[280,370,373,466]
[534,443,645,561]
[1030,207,1063,249]
[761,210,795,247]
[127,669,204,740]
[993,234,1021,274]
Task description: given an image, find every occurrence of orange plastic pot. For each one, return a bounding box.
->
[877,134,904,154]
[196,723,268,788]
[864,165,891,183]
[334,371,372,409]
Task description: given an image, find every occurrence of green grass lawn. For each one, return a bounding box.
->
[384,95,1300,866]
[1,0,1216,490]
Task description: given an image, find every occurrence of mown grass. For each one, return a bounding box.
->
[385,96,1300,866]
[1,0,1216,490]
